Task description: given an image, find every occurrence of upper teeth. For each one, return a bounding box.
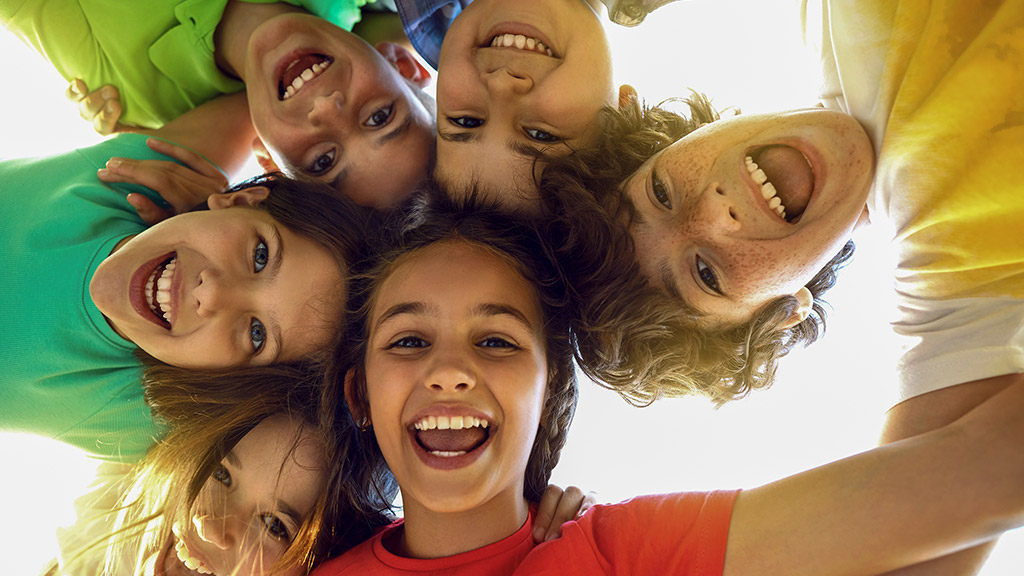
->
[745,156,787,219]
[282,58,331,100]
[414,415,490,431]
[146,257,176,324]
[174,536,213,575]
[490,33,554,57]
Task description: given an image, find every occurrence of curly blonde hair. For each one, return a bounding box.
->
[538,94,855,405]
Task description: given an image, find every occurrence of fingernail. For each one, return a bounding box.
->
[97,169,109,178]
[107,158,122,169]
[545,533,558,542]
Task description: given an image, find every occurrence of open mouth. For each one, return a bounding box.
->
[412,415,491,458]
[745,145,814,223]
[144,254,176,329]
[174,537,214,575]
[488,33,554,57]
[278,53,333,100]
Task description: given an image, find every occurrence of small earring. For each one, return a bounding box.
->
[358,417,372,432]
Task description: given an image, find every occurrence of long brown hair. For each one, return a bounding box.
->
[336,187,579,502]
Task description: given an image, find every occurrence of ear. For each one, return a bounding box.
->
[251,137,279,173]
[376,41,432,88]
[618,84,638,109]
[778,287,813,330]
[207,186,270,210]
[344,369,369,426]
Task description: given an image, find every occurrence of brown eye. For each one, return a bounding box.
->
[696,256,721,294]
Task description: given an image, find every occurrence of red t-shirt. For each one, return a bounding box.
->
[314,490,739,575]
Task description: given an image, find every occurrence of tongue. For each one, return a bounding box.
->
[281,54,325,91]
[755,146,813,219]
[417,428,487,453]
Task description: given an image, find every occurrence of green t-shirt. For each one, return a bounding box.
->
[2,0,371,128]
[0,134,170,462]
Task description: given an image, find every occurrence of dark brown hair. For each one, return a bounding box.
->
[336,186,578,502]
[538,94,855,405]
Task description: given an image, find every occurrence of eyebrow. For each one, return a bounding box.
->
[472,303,535,331]
[437,129,478,143]
[659,260,684,300]
[276,498,303,528]
[374,301,432,333]
[225,449,242,469]
[375,112,414,148]
[265,225,285,363]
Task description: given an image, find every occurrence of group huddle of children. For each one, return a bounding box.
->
[2,0,1024,574]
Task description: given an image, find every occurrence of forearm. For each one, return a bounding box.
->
[148,92,255,179]
[725,377,1024,576]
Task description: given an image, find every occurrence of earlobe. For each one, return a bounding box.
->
[778,287,813,330]
[207,186,270,210]
[376,41,433,88]
[251,137,279,173]
[344,369,370,428]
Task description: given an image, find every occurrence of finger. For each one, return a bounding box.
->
[126,193,175,225]
[66,78,87,103]
[100,158,216,212]
[578,491,598,517]
[146,138,228,185]
[94,100,122,136]
[533,484,564,543]
[79,89,110,121]
[543,485,586,542]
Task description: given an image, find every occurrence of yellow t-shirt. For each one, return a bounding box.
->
[805,0,1024,400]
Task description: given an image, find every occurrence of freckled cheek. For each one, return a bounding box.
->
[719,245,808,301]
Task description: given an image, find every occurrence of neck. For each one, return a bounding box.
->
[214,0,304,81]
[396,493,531,559]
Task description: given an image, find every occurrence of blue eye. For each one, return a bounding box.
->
[309,149,335,175]
[387,336,428,349]
[366,104,394,128]
[213,464,232,487]
[524,127,561,143]
[449,116,484,129]
[262,514,291,541]
[254,239,269,272]
[250,318,267,353]
[696,256,721,294]
[478,336,517,349]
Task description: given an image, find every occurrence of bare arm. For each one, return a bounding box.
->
[724,374,1024,576]
[874,374,1019,575]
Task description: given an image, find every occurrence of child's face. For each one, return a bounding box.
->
[159,414,326,576]
[360,240,548,516]
[245,14,435,209]
[624,108,874,325]
[90,189,344,368]
[434,0,615,210]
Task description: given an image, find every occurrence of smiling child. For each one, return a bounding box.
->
[0,95,376,462]
[427,0,619,212]
[2,1,435,207]
[308,192,1024,575]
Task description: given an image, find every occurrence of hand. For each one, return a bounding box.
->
[533,484,598,543]
[66,79,124,136]
[98,138,229,225]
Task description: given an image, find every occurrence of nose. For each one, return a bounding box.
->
[425,345,477,393]
[307,90,346,126]
[194,269,250,319]
[690,186,742,236]
[192,514,236,551]
[482,68,533,97]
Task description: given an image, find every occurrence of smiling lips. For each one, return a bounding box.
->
[489,33,554,56]
[145,255,176,326]
[278,53,332,100]
[745,145,814,223]
[413,415,491,457]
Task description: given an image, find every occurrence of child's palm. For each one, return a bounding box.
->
[66,79,123,136]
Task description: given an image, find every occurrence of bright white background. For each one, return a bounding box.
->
[1,1,1021,574]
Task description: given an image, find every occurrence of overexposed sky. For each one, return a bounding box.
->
[1,1,1022,573]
